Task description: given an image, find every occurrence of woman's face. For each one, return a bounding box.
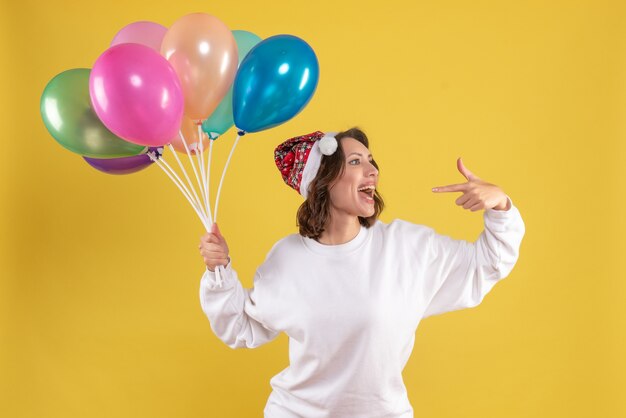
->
[328,137,379,219]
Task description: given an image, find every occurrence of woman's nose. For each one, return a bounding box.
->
[367,162,379,177]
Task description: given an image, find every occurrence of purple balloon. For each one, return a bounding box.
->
[111,21,168,52]
[83,147,162,175]
[89,43,184,147]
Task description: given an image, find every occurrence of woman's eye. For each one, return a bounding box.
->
[349,159,360,165]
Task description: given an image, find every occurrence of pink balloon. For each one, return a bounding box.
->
[111,21,168,52]
[89,43,184,147]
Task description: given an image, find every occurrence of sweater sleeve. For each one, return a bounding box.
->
[199,261,280,349]
[421,195,525,319]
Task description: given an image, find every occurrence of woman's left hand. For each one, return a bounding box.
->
[431,157,510,211]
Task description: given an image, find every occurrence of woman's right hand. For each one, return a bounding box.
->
[199,223,230,272]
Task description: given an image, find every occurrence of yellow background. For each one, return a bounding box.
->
[1,0,625,417]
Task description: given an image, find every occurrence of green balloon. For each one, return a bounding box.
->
[40,68,147,158]
[202,30,263,139]
[202,87,234,140]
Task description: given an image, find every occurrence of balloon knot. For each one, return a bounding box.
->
[237,130,246,137]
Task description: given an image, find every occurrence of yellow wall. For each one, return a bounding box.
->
[2,0,625,417]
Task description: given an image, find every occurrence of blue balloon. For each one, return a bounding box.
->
[233,34,319,133]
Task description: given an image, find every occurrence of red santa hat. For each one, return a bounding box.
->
[274,131,338,198]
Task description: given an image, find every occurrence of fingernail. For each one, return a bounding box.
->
[432,188,438,192]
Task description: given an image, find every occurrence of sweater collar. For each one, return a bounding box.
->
[300,224,370,256]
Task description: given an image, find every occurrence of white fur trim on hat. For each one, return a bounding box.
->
[299,132,338,198]
[300,141,322,198]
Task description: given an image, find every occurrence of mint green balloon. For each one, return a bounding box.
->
[41,68,147,158]
[202,30,262,139]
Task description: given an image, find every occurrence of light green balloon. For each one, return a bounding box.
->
[202,30,263,139]
[40,68,147,158]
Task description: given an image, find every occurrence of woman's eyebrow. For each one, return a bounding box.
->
[347,152,373,158]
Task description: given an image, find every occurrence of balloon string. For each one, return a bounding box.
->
[213,134,241,223]
[202,133,222,286]
[157,155,209,225]
[195,127,206,208]
[167,142,207,220]
[194,147,206,215]
[205,134,215,223]
[177,130,209,221]
[148,154,210,231]
[196,124,212,225]
[186,127,222,286]
[151,146,222,286]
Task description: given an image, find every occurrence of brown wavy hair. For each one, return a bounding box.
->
[297,127,384,240]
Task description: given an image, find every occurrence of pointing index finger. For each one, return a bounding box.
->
[432,183,467,192]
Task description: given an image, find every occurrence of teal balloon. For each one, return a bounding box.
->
[202,30,262,139]
[201,89,234,140]
[40,68,147,158]
[233,35,319,133]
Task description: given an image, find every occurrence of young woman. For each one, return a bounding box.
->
[198,128,525,418]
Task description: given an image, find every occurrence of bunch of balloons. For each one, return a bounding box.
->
[41,14,319,284]
[41,13,319,230]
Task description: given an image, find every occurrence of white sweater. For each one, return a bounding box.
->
[199,196,525,418]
